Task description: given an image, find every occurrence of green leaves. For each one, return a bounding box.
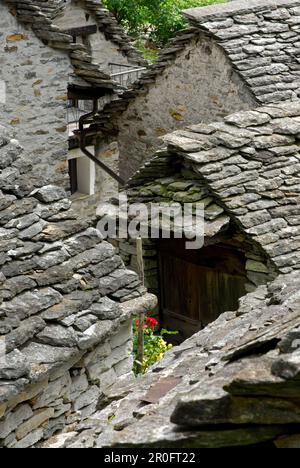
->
[103,0,225,44]
[161,328,179,336]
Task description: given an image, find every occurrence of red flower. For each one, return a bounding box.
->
[146,317,158,330]
[135,317,158,330]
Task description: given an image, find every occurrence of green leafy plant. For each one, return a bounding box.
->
[103,0,225,45]
[133,316,178,374]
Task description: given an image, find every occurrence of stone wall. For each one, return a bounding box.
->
[0,3,120,212]
[0,4,72,190]
[0,319,133,448]
[117,33,257,181]
[0,125,157,448]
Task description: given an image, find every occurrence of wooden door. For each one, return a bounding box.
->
[158,239,246,342]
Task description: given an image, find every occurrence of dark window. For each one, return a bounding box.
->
[68,159,78,194]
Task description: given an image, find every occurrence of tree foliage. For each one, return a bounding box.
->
[103,0,225,44]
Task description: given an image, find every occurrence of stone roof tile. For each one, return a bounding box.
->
[184,0,300,104]
[0,126,156,402]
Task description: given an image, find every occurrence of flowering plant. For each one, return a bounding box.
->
[135,317,158,330]
[133,316,178,374]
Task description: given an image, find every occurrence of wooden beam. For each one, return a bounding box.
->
[68,85,113,100]
[68,134,95,151]
[62,25,97,37]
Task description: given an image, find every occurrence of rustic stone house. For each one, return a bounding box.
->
[0,0,147,218]
[0,126,155,448]
[94,0,300,181]
[1,0,300,450]
[44,101,300,449]
[107,101,300,342]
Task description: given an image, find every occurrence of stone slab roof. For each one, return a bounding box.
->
[3,0,118,89]
[0,126,156,405]
[184,0,300,104]
[128,101,300,275]
[43,270,300,448]
[123,158,234,248]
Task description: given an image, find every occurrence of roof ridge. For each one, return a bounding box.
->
[183,0,300,105]
[183,0,300,22]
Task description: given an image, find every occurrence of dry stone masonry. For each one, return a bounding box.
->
[1,0,300,450]
[43,271,300,448]
[0,126,156,448]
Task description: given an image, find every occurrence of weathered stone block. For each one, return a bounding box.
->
[114,356,134,377]
[32,186,67,204]
[32,374,71,409]
[73,386,99,411]
[110,321,132,349]
[16,408,55,441]
[70,373,89,401]
[14,428,44,449]
[0,404,33,439]
[100,368,117,393]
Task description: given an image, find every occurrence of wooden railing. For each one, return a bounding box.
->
[67,100,92,136]
[109,62,147,87]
